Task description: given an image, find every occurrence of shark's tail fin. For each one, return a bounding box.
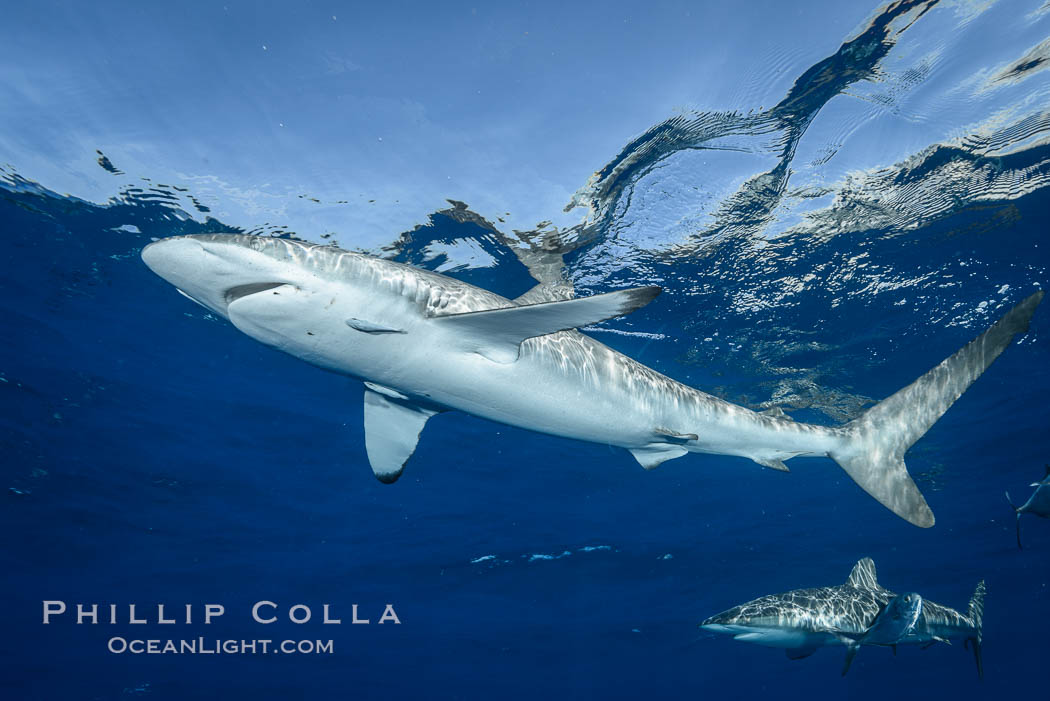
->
[829,292,1043,527]
[1006,492,1023,549]
[967,580,985,680]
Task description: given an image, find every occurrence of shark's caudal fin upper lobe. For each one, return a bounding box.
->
[967,580,986,680]
[830,291,1043,527]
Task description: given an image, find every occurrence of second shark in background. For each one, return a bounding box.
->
[700,558,985,677]
[1007,466,1050,549]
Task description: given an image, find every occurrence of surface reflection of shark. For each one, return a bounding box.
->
[1007,466,1050,549]
[701,558,985,677]
[142,234,1042,527]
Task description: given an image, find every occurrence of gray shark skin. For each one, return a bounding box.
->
[141,234,1043,527]
[1007,465,1050,548]
[700,558,985,678]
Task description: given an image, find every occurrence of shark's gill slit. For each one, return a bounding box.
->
[224,282,287,304]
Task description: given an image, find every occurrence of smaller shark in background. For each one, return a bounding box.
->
[700,558,985,677]
[1007,465,1050,549]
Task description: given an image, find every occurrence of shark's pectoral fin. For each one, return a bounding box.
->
[431,286,662,363]
[347,318,405,334]
[841,644,860,676]
[363,387,438,484]
[630,444,689,470]
[653,427,698,443]
[785,646,818,660]
[933,636,952,646]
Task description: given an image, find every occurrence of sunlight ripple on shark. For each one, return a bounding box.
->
[141,234,1043,527]
[700,558,985,677]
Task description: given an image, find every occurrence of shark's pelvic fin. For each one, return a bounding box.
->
[785,645,817,660]
[630,444,689,470]
[754,458,789,472]
[363,387,438,483]
[432,286,662,363]
[845,558,880,590]
[347,318,406,334]
[830,291,1043,528]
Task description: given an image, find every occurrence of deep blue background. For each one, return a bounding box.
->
[3,0,1050,698]
[1,175,1048,700]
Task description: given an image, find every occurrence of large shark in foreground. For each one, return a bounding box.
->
[700,558,986,677]
[141,234,1044,527]
[1007,465,1050,548]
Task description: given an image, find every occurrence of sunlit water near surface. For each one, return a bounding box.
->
[3,1,1050,699]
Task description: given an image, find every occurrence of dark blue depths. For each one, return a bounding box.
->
[2,173,1049,700]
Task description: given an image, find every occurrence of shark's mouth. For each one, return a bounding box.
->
[224,282,287,305]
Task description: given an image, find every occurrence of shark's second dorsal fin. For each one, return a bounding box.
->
[431,286,662,363]
[846,558,880,590]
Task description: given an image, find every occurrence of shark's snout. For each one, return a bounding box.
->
[142,235,289,318]
[700,607,744,629]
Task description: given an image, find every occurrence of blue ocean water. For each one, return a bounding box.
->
[3,1,1050,699]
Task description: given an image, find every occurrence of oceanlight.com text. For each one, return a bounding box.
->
[107,637,334,655]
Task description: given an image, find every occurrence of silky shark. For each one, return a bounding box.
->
[1007,465,1050,549]
[701,558,986,677]
[141,234,1043,527]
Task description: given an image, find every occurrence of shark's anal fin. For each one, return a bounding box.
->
[630,444,688,470]
[841,644,860,676]
[785,646,817,660]
[347,318,405,334]
[431,286,662,364]
[363,387,437,483]
[653,427,698,443]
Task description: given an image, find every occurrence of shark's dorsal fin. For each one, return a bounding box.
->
[513,282,575,305]
[630,444,688,470]
[760,406,791,420]
[363,386,438,483]
[846,558,880,590]
[431,286,662,363]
